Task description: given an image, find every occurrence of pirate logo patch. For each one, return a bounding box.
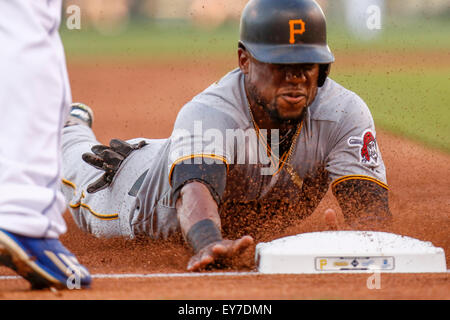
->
[348,130,379,165]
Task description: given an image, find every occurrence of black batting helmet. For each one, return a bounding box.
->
[239,0,334,86]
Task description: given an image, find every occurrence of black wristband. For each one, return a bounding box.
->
[186,219,223,253]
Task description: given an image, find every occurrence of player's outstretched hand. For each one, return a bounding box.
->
[187,236,254,272]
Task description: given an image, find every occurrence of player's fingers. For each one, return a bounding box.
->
[100,149,124,168]
[211,236,253,258]
[110,139,133,157]
[91,144,109,156]
[186,255,201,271]
[324,208,338,230]
[187,251,213,271]
[187,252,214,271]
[186,260,199,272]
[198,253,214,268]
[86,175,110,193]
[82,152,105,170]
[211,243,228,256]
[188,237,254,271]
[231,236,254,255]
[110,139,148,157]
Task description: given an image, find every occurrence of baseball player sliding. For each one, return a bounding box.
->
[62,0,391,272]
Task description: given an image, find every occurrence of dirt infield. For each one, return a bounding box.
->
[0,56,448,299]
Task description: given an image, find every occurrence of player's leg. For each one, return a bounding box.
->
[62,103,101,200]
[63,103,177,239]
[62,104,123,238]
[0,0,90,289]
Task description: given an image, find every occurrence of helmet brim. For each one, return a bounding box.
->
[242,41,335,65]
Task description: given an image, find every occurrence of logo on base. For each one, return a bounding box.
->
[315,256,394,271]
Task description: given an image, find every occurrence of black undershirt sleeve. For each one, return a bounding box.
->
[332,179,392,228]
[170,161,227,205]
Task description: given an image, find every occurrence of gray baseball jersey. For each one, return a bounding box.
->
[61,68,387,239]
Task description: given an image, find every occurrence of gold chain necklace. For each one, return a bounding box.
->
[246,101,304,189]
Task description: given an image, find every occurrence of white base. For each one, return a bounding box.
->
[255,231,447,274]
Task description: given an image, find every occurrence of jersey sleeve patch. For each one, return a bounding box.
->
[347,129,380,166]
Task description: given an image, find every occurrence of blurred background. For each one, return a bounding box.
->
[62,0,450,52]
[60,0,450,152]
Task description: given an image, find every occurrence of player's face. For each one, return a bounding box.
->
[239,49,320,121]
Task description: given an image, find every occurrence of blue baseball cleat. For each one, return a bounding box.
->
[0,229,91,290]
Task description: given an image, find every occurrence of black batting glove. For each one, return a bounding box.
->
[82,139,147,193]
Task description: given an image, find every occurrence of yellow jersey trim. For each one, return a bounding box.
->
[62,178,77,195]
[62,178,119,220]
[332,175,389,190]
